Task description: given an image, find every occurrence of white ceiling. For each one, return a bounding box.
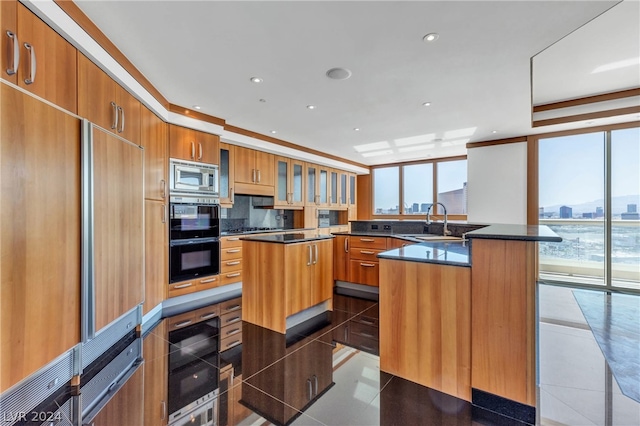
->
[72,0,637,166]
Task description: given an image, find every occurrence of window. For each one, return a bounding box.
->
[372,157,467,216]
[538,127,639,291]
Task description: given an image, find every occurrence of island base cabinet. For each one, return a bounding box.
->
[379,258,471,401]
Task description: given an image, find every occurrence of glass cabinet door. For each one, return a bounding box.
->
[330,171,338,204]
[319,169,328,205]
[307,165,317,205]
[277,158,288,204]
[340,172,347,205]
[292,162,303,203]
[349,174,356,206]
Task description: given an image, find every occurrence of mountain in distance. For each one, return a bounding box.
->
[543,194,640,215]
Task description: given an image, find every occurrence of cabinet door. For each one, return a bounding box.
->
[348,173,357,207]
[115,83,141,143]
[330,170,338,205]
[339,171,348,206]
[305,163,318,206]
[318,167,330,207]
[142,107,167,201]
[78,53,116,131]
[285,243,313,317]
[143,321,168,426]
[169,125,196,161]
[333,235,349,281]
[274,156,290,207]
[349,260,379,287]
[290,159,305,207]
[91,366,144,426]
[198,132,220,165]
[1,85,81,393]
[17,4,77,113]
[93,126,144,332]
[219,143,235,205]
[1,0,18,85]
[234,146,256,184]
[255,150,275,186]
[143,200,167,315]
[310,240,333,306]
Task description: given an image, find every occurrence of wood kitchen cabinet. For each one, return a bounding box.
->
[143,321,168,426]
[219,142,235,206]
[243,237,333,334]
[169,124,219,165]
[91,365,144,426]
[333,235,350,281]
[92,125,144,332]
[348,236,387,287]
[1,84,81,393]
[1,3,77,112]
[220,236,243,286]
[78,53,141,142]
[143,200,167,315]
[142,107,168,201]
[234,146,275,195]
[379,258,471,401]
[242,321,333,425]
[274,156,305,209]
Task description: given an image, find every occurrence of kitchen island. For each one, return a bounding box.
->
[241,234,334,333]
[378,224,561,424]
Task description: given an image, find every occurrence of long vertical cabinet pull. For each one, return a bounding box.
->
[81,120,96,342]
[198,142,203,160]
[110,102,118,130]
[161,179,167,199]
[117,106,124,133]
[307,379,312,401]
[307,245,312,266]
[161,205,166,224]
[257,169,261,183]
[313,244,318,265]
[344,237,349,253]
[190,141,195,159]
[6,31,19,75]
[23,42,36,84]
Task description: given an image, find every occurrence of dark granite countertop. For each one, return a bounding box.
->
[221,227,315,236]
[241,233,334,244]
[377,241,471,267]
[465,224,562,242]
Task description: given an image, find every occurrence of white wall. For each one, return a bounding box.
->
[467,142,528,224]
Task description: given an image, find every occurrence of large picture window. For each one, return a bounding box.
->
[372,157,467,217]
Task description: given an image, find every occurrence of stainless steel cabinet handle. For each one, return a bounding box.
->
[198,142,203,160]
[23,42,36,84]
[226,328,241,336]
[360,250,375,255]
[190,141,195,159]
[161,204,166,223]
[161,179,167,199]
[307,245,312,266]
[226,249,240,253]
[200,312,217,320]
[227,237,240,242]
[313,375,318,395]
[226,272,241,278]
[174,320,192,328]
[225,316,241,324]
[252,169,256,182]
[6,31,19,75]
[360,263,376,267]
[360,238,375,242]
[225,340,241,349]
[200,277,217,284]
[344,237,349,253]
[226,261,241,266]
[257,169,261,183]
[359,318,375,325]
[314,244,318,264]
[161,401,166,420]
[117,106,124,133]
[225,304,241,311]
[231,187,235,203]
[307,379,312,401]
[174,282,193,289]
[110,102,118,130]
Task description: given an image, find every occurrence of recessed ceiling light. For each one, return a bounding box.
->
[353,128,360,131]
[270,130,277,134]
[250,77,263,83]
[423,33,439,42]
[306,105,316,110]
[326,68,352,80]
[492,130,498,134]
[422,102,431,107]
[192,105,201,110]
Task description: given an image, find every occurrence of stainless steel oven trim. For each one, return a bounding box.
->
[81,119,96,343]
[168,389,218,426]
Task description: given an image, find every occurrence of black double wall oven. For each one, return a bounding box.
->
[169,195,220,284]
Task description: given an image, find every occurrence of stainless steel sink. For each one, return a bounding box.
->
[399,234,462,242]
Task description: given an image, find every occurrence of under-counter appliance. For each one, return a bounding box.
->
[170,158,219,197]
[318,209,330,228]
[169,195,220,283]
[168,317,220,426]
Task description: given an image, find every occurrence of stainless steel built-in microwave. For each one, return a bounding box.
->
[170,158,219,197]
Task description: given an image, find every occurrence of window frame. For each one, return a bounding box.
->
[371,155,468,220]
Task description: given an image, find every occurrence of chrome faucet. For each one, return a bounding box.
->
[426,202,451,236]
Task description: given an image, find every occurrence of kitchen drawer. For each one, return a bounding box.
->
[348,260,379,287]
[349,321,378,341]
[220,297,242,314]
[350,236,387,250]
[191,304,220,323]
[221,270,242,285]
[349,248,385,262]
[349,332,379,355]
[221,236,242,249]
[352,313,379,328]
[221,323,242,340]
[167,311,196,331]
[221,246,243,260]
[220,334,242,352]
[168,280,197,297]
[220,310,242,328]
[221,258,243,273]
[196,275,220,291]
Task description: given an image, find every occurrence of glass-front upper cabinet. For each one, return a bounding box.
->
[319,167,329,207]
[349,173,356,207]
[330,170,338,205]
[219,143,234,206]
[306,163,318,206]
[274,156,304,209]
[340,171,348,206]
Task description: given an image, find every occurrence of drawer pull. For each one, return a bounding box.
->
[200,277,217,284]
[359,238,375,242]
[226,249,241,253]
[224,304,241,311]
[225,261,241,266]
[173,283,193,289]
[226,328,241,336]
[173,320,192,328]
[360,250,375,255]
[359,319,375,325]
[225,316,241,324]
[360,263,376,267]
[227,237,240,241]
[200,312,217,320]
[226,272,241,278]
[356,332,375,338]
[225,340,241,349]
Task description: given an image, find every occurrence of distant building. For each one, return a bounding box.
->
[420,203,432,212]
[582,212,595,219]
[621,212,640,220]
[438,182,468,214]
[412,203,419,214]
[539,207,544,218]
[596,207,604,218]
[628,204,637,213]
[559,206,572,219]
